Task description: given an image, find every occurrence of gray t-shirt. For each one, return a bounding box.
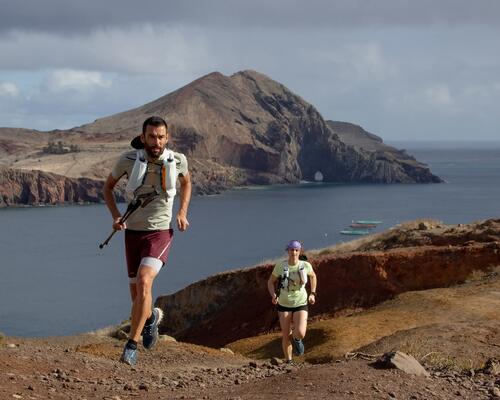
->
[111,149,188,231]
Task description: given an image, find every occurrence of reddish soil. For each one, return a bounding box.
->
[2,274,499,400]
[2,220,499,399]
[1,337,499,400]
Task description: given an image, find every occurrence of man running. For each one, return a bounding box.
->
[103,116,191,366]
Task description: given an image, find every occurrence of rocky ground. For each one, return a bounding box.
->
[2,272,499,399]
[2,220,499,399]
[1,336,499,400]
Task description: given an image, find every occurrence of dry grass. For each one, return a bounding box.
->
[464,265,500,283]
[421,353,476,371]
[87,321,130,339]
[395,337,478,371]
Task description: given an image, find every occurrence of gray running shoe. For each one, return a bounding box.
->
[120,344,137,366]
[292,338,304,356]
[142,307,163,349]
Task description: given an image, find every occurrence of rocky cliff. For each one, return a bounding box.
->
[73,70,442,185]
[155,219,500,347]
[326,120,436,183]
[0,70,441,206]
[0,166,123,207]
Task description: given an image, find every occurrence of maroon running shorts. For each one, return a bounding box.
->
[124,229,174,279]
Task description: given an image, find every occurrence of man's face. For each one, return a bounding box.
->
[141,124,168,158]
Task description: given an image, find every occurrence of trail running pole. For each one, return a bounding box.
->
[98,198,142,249]
[98,190,159,249]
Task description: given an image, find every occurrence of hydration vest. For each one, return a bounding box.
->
[278,261,308,293]
[125,149,177,199]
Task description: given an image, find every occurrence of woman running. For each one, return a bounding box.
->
[267,240,317,363]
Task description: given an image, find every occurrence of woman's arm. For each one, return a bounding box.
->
[308,269,317,305]
[267,274,279,305]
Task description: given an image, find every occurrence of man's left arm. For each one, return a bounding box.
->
[176,172,192,231]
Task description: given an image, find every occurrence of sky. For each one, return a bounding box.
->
[0,0,499,142]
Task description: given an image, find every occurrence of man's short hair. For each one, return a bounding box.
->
[142,116,168,134]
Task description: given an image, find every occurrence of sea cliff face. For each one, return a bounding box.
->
[155,219,500,347]
[0,167,123,207]
[326,120,441,183]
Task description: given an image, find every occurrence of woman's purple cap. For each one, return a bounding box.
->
[286,240,302,250]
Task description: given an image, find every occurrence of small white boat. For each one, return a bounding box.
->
[355,220,382,225]
[340,229,370,235]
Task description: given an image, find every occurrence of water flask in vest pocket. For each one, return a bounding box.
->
[299,265,308,285]
[280,269,289,290]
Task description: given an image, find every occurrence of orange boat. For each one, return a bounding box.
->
[350,223,377,228]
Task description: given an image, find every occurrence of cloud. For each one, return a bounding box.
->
[385,84,456,113]
[0,1,499,140]
[0,82,19,97]
[42,70,112,93]
[1,0,499,35]
[0,27,210,75]
[317,42,397,85]
[424,85,453,107]
[464,82,500,97]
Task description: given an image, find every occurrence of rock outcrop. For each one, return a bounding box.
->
[74,70,442,185]
[327,120,437,183]
[0,166,123,207]
[375,351,430,377]
[0,70,442,206]
[155,219,500,347]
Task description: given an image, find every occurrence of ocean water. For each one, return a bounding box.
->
[1,143,499,337]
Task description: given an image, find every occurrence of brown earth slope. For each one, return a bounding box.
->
[156,218,500,348]
[1,271,498,399]
[1,219,499,399]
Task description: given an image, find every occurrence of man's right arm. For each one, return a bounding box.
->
[103,174,126,230]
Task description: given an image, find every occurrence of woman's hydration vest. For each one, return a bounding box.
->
[278,261,308,293]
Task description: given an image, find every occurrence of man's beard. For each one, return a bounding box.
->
[144,144,165,159]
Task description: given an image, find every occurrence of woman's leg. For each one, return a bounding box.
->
[292,310,308,340]
[278,311,293,360]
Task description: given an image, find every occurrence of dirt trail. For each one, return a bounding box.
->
[1,272,499,400]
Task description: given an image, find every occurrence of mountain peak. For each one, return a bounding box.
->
[0,69,442,206]
[232,69,272,81]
